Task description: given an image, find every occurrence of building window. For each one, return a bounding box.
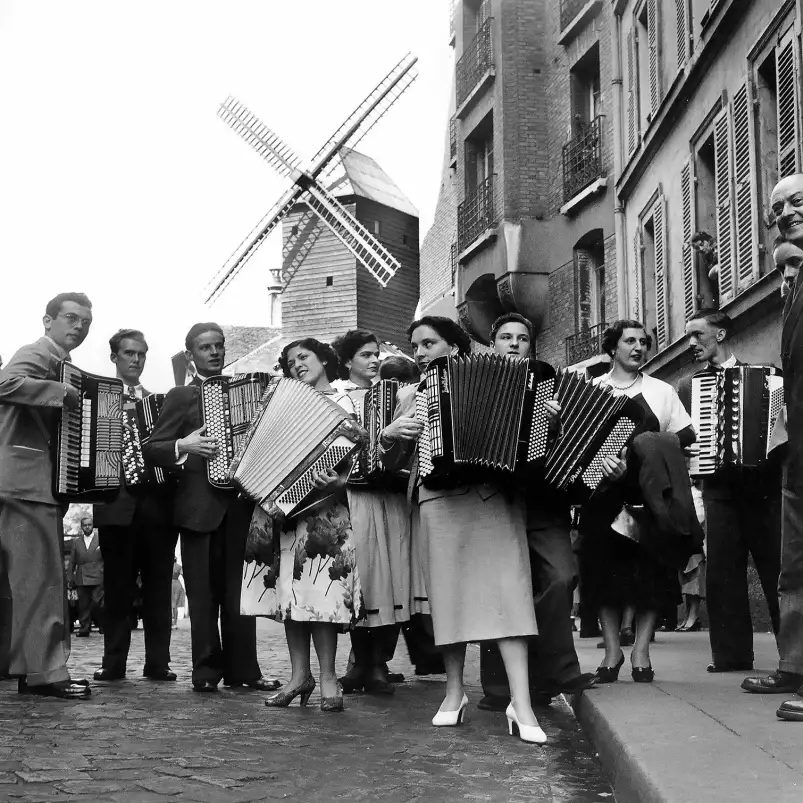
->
[571,44,601,132]
[326,276,333,286]
[636,0,663,127]
[458,113,496,251]
[372,220,381,237]
[574,235,606,332]
[456,0,493,108]
[633,196,669,351]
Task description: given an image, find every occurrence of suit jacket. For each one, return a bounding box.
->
[782,282,803,488]
[0,337,69,505]
[143,377,239,532]
[93,385,171,529]
[69,534,104,586]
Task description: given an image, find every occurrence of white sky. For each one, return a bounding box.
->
[0,0,453,391]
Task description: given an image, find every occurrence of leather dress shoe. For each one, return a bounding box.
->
[557,672,598,694]
[224,677,281,691]
[94,668,125,681]
[741,670,803,694]
[19,679,91,699]
[477,694,510,712]
[777,696,803,721]
[143,668,177,682]
[707,661,753,673]
[192,680,218,693]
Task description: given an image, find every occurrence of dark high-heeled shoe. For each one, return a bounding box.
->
[631,665,654,683]
[679,620,701,632]
[595,653,625,683]
[320,682,344,712]
[264,675,315,707]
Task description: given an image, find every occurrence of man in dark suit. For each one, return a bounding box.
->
[144,323,277,693]
[685,308,782,674]
[93,329,178,682]
[744,175,803,716]
[0,292,93,699]
[69,515,104,636]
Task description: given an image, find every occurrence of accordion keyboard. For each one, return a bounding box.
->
[202,380,232,485]
[689,372,721,477]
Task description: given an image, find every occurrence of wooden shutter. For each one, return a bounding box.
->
[776,29,802,178]
[680,157,698,321]
[714,106,736,302]
[575,249,593,332]
[627,30,637,156]
[632,226,643,319]
[653,196,669,349]
[675,0,689,70]
[647,0,661,116]
[731,81,760,289]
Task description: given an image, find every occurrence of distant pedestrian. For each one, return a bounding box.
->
[171,558,185,629]
[69,516,104,637]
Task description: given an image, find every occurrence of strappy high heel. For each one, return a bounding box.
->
[432,693,469,727]
[595,652,625,683]
[505,703,547,744]
[320,682,344,712]
[264,674,315,707]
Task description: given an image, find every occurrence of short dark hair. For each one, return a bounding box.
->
[691,231,714,245]
[489,312,534,344]
[184,322,224,352]
[331,329,379,379]
[279,338,339,382]
[406,315,472,356]
[601,320,653,357]
[686,307,732,335]
[378,355,419,382]
[45,293,92,319]
[109,329,147,355]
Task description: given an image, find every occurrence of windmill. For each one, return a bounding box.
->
[204,53,418,306]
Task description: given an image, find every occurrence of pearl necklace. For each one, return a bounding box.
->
[603,371,641,391]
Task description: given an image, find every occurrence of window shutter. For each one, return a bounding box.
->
[647,0,661,116]
[575,249,593,332]
[627,30,637,156]
[675,0,689,70]
[653,196,669,349]
[731,81,760,289]
[714,105,736,302]
[776,29,802,178]
[680,157,698,320]
[632,226,643,320]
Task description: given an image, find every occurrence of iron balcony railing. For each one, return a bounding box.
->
[458,176,495,252]
[450,241,458,280]
[560,0,590,30]
[562,115,605,202]
[449,117,457,161]
[565,321,606,365]
[456,18,493,108]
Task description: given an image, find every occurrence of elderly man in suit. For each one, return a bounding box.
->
[69,515,104,636]
[144,323,278,694]
[0,292,93,699]
[93,329,178,683]
[744,174,803,719]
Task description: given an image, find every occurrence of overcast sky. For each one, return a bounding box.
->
[0,0,453,390]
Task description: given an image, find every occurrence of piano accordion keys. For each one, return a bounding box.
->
[347,379,402,487]
[122,393,168,487]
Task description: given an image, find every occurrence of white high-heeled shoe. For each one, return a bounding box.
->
[432,693,469,727]
[505,702,547,744]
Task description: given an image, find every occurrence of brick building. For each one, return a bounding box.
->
[420,0,619,369]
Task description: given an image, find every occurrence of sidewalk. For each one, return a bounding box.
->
[572,630,803,803]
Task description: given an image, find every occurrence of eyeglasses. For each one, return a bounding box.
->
[58,312,92,329]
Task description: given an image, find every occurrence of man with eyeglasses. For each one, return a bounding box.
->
[0,292,94,699]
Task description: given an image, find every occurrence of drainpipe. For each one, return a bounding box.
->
[611,9,628,319]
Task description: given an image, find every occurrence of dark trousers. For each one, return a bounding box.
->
[98,518,178,673]
[401,614,443,672]
[180,505,259,685]
[705,485,782,665]
[778,485,803,675]
[76,584,103,634]
[481,519,580,697]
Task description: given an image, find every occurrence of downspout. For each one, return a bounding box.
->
[611,9,628,319]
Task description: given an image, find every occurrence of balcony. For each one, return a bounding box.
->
[562,115,605,203]
[450,241,458,281]
[565,321,606,366]
[458,176,495,254]
[449,117,457,164]
[456,18,493,111]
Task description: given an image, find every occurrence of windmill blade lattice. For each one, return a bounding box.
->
[305,183,400,286]
[281,210,324,289]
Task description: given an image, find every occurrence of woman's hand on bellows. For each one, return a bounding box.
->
[311,467,341,490]
[601,447,628,482]
[381,415,423,443]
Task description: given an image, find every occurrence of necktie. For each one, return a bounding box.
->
[127,385,138,401]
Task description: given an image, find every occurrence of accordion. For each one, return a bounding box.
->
[230,378,364,518]
[122,394,168,487]
[416,355,641,496]
[54,363,124,502]
[347,379,402,487]
[200,373,274,488]
[689,365,784,477]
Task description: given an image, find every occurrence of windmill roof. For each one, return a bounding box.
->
[335,148,419,218]
[221,325,282,366]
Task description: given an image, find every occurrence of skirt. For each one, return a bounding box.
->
[346,488,411,627]
[416,485,537,646]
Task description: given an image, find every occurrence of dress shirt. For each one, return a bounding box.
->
[708,353,737,371]
[83,532,95,549]
[44,336,70,361]
[123,383,145,401]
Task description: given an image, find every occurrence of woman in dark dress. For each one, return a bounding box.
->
[579,321,696,682]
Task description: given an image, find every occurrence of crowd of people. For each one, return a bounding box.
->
[1,172,803,740]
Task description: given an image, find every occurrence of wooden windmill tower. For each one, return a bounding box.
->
[204,54,420,349]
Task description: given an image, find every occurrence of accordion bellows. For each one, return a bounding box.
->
[230,378,364,518]
[347,379,401,487]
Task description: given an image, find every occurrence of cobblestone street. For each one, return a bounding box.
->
[0,620,614,802]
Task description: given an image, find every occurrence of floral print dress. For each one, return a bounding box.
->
[241,390,363,628]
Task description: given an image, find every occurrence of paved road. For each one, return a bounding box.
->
[0,620,614,802]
